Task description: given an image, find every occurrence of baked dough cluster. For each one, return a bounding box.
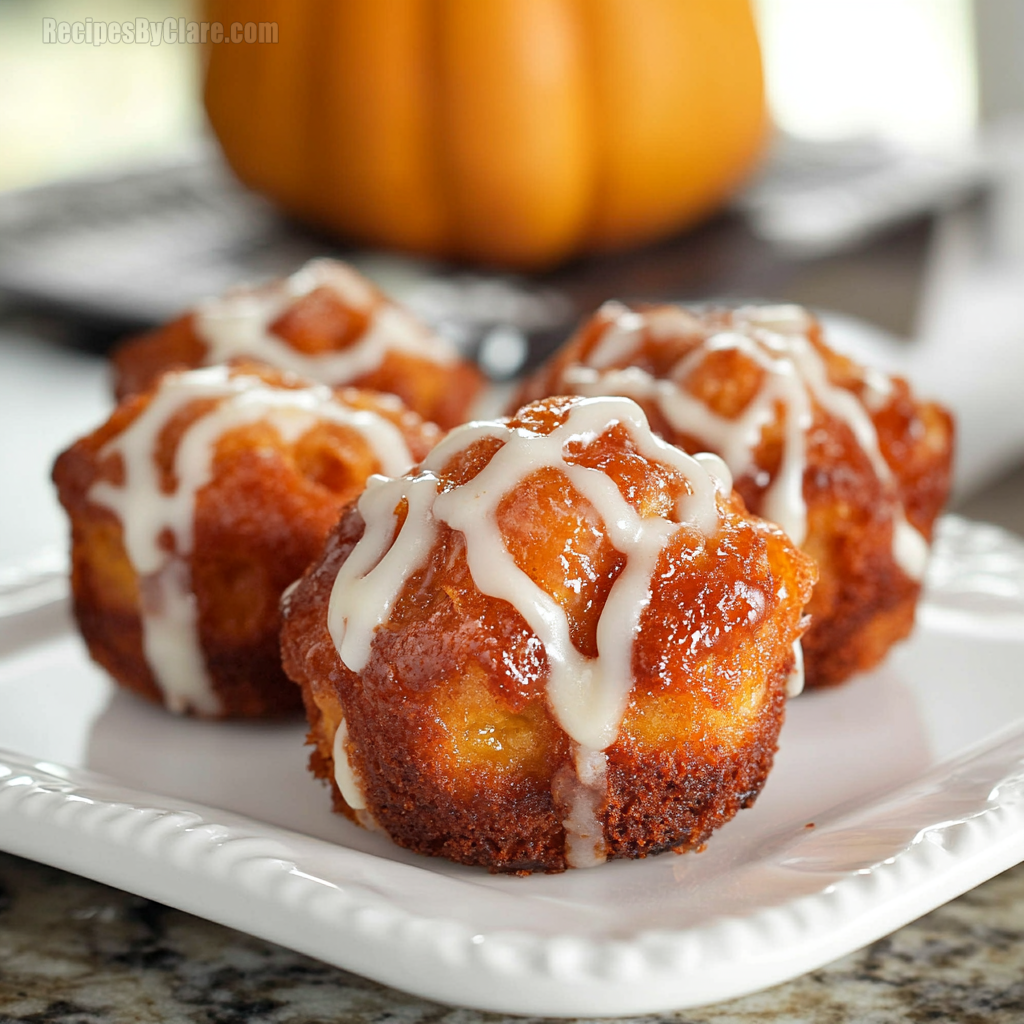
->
[53,263,953,873]
[280,395,816,872]
[112,259,484,430]
[518,303,954,686]
[53,361,438,718]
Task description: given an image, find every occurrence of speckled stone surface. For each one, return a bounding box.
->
[1,853,1023,1024]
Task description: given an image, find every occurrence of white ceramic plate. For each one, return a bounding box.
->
[1,515,1024,1017]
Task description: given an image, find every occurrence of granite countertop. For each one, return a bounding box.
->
[1,852,1023,1023]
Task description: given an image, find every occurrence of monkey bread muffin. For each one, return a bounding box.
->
[281,394,816,873]
[112,258,485,430]
[53,362,439,718]
[518,303,954,687]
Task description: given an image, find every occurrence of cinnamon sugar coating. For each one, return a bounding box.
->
[53,362,439,718]
[517,304,954,687]
[111,260,484,431]
[281,396,815,873]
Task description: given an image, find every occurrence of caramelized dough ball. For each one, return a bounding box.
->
[281,395,815,873]
[111,259,485,430]
[53,361,439,718]
[517,303,954,687]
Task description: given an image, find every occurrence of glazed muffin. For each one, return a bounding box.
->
[111,258,485,430]
[281,395,816,872]
[53,361,439,718]
[517,302,954,687]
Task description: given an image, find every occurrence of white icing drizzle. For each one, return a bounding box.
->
[327,396,732,868]
[585,303,645,368]
[646,305,706,341]
[332,719,367,811]
[564,303,929,581]
[562,745,610,868]
[861,365,895,412]
[90,365,414,715]
[892,509,931,580]
[786,640,805,698]
[193,259,457,385]
[329,472,441,674]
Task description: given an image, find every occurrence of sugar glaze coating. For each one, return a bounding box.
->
[329,397,731,866]
[111,259,485,430]
[283,395,816,872]
[518,303,954,687]
[193,259,456,383]
[88,365,415,715]
[562,303,926,576]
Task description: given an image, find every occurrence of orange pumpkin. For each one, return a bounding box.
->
[204,0,767,269]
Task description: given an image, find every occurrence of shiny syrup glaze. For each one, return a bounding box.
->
[89,366,415,716]
[324,396,803,868]
[559,303,930,581]
[193,259,457,384]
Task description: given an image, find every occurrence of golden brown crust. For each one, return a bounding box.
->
[281,395,816,872]
[111,266,486,431]
[604,685,786,860]
[351,348,486,436]
[111,315,205,403]
[53,362,439,719]
[517,305,955,687]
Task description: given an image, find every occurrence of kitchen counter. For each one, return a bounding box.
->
[2,851,1023,1023]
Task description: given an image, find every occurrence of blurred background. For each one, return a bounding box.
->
[2,0,1023,564]
[0,0,988,202]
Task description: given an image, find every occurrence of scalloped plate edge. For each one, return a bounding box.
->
[3,724,1024,1017]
